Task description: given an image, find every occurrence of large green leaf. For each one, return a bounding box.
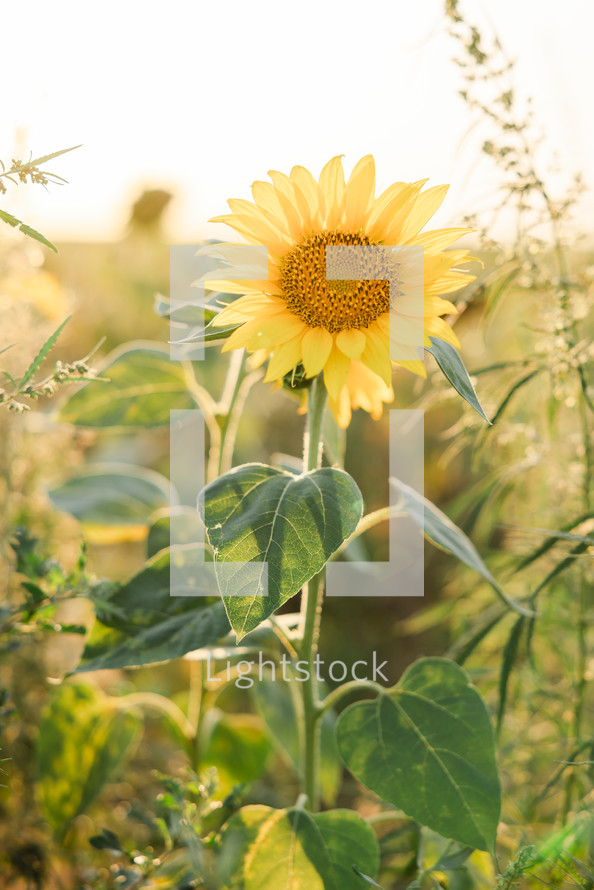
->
[76,548,230,671]
[390,477,534,617]
[336,658,501,852]
[36,684,141,840]
[48,463,170,528]
[57,343,194,427]
[200,464,363,640]
[219,805,379,890]
[426,337,490,423]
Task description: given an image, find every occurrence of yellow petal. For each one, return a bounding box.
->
[302,327,333,377]
[209,213,288,255]
[214,295,285,324]
[425,271,475,296]
[424,315,461,348]
[318,156,345,229]
[323,344,351,399]
[249,348,269,369]
[407,227,474,251]
[374,179,428,243]
[328,386,352,429]
[374,316,422,360]
[290,165,323,228]
[251,180,284,220]
[344,155,375,230]
[394,359,427,378]
[222,318,267,351]
[268,169,309,240]
[367,181,408,230]
[398,184,449,243]
[222,313,306,352]
[224,204,293,253]
[360,325,392,387]
[336,328,366,359]
[264,335,304,381]
[206,279,283,297]
[424,296,457,316]
[256,313,308,347]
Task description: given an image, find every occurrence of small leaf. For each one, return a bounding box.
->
[390,477,534,617]
[200,464,363,639]
[89,828,123,852]
[352,865,385,888]
[426,337,490,423]
[336,658,501,852]
[26,145,82,167]
[57,343,195,427]
[0,208,57,251]
[18,316,70,389]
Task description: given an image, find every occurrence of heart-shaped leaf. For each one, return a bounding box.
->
[336,658,501,852]
[200,464,363,639]
[219,805,379,890]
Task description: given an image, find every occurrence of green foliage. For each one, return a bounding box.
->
[0,316,99,412]
[3,13,592,884]
[202,712,271,790]
[391,477,533,616]
[252,671,342,805]
[58,343,195,427]
[76,548,230,671]
[218,805,380,890]
[336,659,501,851]
[36,684,141,840]
[200,464,363,639]
[426,336,490,423]
[0,145,80,249]
[48,463,171,529]
[0,208,58,251]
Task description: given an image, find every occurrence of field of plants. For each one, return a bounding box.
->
[1,5,593,889]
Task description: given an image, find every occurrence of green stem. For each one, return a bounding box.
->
[217,349,246,476]
[318,679,385,717]
[187,660,206,770]
[303,374,327,472]
[299,375,328,810]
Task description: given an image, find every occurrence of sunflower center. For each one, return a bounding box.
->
[280,231,397,333]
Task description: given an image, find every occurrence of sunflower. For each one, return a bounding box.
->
[209,155,476,427]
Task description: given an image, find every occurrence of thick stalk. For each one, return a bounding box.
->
[299,375,328,810]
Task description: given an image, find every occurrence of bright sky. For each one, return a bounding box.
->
[1,0,593,242]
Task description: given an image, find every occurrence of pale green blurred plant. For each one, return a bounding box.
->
[0,145,80,251]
